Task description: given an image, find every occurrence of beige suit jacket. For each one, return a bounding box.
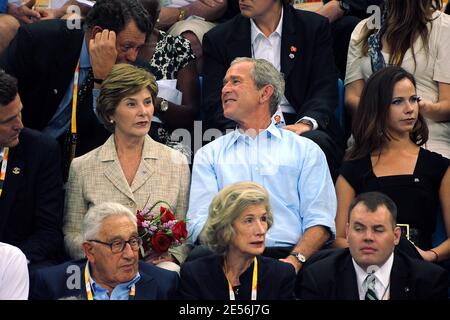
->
[63,135,190,263]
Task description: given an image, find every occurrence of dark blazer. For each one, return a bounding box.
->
[0,128,64,265]
[179,254,296,300]
[30,259,180,300]
[297,248,448,300]
[202,4,342,142]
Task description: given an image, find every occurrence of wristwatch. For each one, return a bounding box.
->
[160,99,169,112]
[339,1,350,15]
[290,252,306,264]
[177,8,187,21]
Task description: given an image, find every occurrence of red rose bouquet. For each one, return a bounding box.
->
[136,201,188,259]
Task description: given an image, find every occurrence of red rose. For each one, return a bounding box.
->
[151,231,172,253]
[172,221,188,242]
[160,206,176,223]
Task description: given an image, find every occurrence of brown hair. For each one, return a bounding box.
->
[358,0,441,68]
[346,66,428,161]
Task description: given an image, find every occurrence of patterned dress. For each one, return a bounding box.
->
[147,30,195,157]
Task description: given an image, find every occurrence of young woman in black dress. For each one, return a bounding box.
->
[334,66,450,263]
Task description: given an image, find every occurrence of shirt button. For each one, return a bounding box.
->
[128,201,134,208]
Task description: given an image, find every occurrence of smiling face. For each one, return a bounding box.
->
[346,203,400,271]
[222,61,262,124]
[0,94,24,148]
[84,215,139,291]
[229,204,268,258]
[386,78,419,139]
[110,87,153,140]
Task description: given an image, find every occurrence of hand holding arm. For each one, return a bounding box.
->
[316,0,345,23]
[418,83,450,121]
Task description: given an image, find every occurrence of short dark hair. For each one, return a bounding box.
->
[348,192,398,228]
[85,0,151,36]
[139,0,160,32]
[0,70,18,107]
[347,66,428,160]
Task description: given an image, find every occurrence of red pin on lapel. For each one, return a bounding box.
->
[289,46,297,59]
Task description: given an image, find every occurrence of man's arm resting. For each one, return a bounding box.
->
[280,225,331,273]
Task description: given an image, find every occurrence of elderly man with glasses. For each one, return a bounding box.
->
[30,202,179,300]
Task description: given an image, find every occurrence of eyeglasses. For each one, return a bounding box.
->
[88,236,142,253]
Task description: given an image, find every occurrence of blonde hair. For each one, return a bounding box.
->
[96,63,158,132]
[200,181,273,255]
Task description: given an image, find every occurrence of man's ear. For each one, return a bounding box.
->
[393,226,401,245]
[88,26,103,40]
[82,242,95,263]
[259,84,274,104]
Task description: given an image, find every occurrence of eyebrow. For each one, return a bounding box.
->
[223,75,241,86]
[106,233,139,242]
[0,114,19,124]
[0,105,23,124]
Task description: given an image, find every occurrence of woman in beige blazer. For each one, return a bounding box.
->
[63,64,190,268]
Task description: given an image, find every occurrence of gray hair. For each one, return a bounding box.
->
[230,57,285,116]
[82,202,137,241]
[200,181,273,255]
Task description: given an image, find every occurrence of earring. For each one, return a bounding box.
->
[109,119,114,124]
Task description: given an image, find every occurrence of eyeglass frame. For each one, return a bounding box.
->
[88,236,143,253]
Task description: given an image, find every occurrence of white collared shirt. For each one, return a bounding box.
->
[353,253,394,300]
[249,8,318,129]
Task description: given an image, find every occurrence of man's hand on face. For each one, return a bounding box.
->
[8,0,41,24]
[89,29,118,81]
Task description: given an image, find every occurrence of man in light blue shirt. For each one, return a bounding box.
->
[187,57,337,273]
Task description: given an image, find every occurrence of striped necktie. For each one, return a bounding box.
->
[364,273,379,300]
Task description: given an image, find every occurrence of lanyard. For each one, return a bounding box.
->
[0,147,9,197]
[68,60,81,170]
[226,256,258,300]
[84,262,136,300]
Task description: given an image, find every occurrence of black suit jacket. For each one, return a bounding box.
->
[0,128,64,264]
[297,248,448,300]
[202,4,342,142]
[179,254,296,300]
[31,259,180,300]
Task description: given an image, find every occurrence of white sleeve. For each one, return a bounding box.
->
[0,245,29,300]
[345,19,367,85]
